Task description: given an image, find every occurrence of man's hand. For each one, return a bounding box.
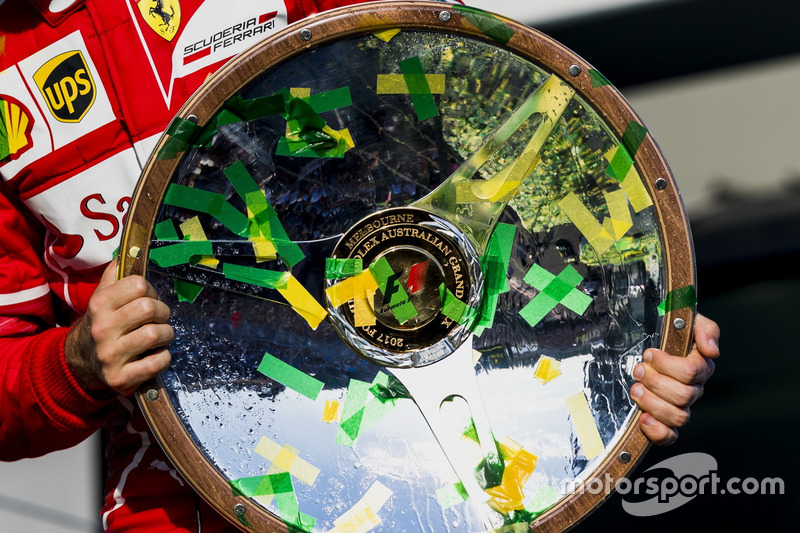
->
[631,313,720,445]
[65,259,174,396]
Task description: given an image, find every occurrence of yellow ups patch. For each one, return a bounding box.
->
[33,51,96,123]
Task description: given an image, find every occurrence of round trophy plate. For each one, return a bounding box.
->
[119,3,696,532]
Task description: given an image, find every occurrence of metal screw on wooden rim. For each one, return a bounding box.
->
[146,389,159,402]
[128,246,141,259]
[568,64,581,77]
[300,28,312,41]
[655,177,668,190]
[186,114,198,124]
[619,451,632,464]
[673,318,686,330]
[233,504,246,516]
[439,10,451,22]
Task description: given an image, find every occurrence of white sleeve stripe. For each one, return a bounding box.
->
[0,283,50,306]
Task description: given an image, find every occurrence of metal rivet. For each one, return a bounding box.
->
[233,503,246,516]
[568,64,581,77]
[146,389,159,402]
[300,28,312,41]
[673,318,686,330]
[186,114,198,124]
[128,246,141,259]
[619,451,632,464]
[439,10,451,22]
[655,177,668,190]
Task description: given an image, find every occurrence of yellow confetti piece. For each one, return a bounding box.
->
[353,294,377,327]
[373,28,401,42]
[277,274,328,329]
[558,189,632,255]
[326,270,379,308]
[376,74,446,94]
[533,356,562,384]
[251,238,278,262]
[290,87,312,99]
[486,446,538,513]
[179,216,219,269]
[605,146,653,212]
[328,481,392,533]
[254,436,320,486]
[565,391,605,460]
[356,13,396,29]
[323,400,340,423]
[498,436,522,460]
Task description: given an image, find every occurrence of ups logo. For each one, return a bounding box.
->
[33,51,96,123]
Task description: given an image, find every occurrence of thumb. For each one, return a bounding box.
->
[97,257,120,290]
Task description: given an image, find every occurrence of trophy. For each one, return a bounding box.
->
[119,3,696,531]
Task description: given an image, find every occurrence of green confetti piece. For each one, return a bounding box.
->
[275,93,353,159]
[439,283,476,325]
[520,265,592,326]
[157,116,202,160]
[0,100,10,162]
[336,374,397,446]
[275,490,316,532]
[607,121,647,183]
[174,278,204,303]
[235,513,254,528]
[222,93,286,122]
[621,120,648,156]
[154,219,180,240]
[369,256,419,324]
[472,224,516,332]
[453,5,515,45]
[223,162,305,268]
[486,223,516,290]
[588,69,613,88]
[657,285,697,315]
[399,56,439,122]
[436,482,469,509]
[230,472,293,498]
[222,263,289,289]
[325,258,363,279]
[305,86,353,114]
[518,292,559,327]
[224,160,262,201]
[477,450,505,490]
[257,352,324,400]
[526,484,561,515]
[369,373,411,403]
[149,240,214,268]
[164,184,250,237]
[275,134,350,158]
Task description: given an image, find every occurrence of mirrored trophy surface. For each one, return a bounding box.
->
[121,3,696,531]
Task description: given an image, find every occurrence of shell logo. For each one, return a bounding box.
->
[0,95,34,164]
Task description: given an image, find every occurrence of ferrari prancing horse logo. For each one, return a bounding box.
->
[138,0,182,41]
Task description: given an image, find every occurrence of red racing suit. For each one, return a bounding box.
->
[0,0,463,530]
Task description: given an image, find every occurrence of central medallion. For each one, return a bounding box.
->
[327,207,481,367]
